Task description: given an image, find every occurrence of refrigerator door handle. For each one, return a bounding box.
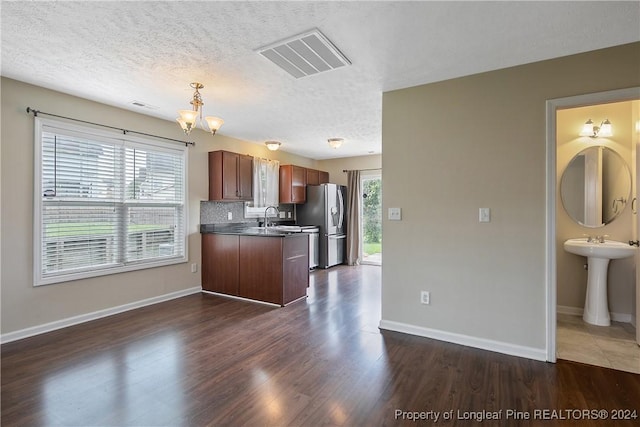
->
[337,189,344,229]
[329,235,346,239]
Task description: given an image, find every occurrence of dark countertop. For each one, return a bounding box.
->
[200,223,308,238]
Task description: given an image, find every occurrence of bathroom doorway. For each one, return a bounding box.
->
[547,87,640,373]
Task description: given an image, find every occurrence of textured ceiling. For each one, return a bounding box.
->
[2,1,639,160]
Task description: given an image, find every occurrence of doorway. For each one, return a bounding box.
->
[546,87,640,370]
[361,173,382,265]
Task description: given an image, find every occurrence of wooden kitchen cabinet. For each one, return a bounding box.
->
[279,165,307,204]
[209,150,253,201]
[318,170,329,184]
[201,234,239,295]
[306,168,330,186]
[202,232,308,306]
[238,235,309,305]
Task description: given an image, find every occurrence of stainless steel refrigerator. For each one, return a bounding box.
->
[296,183,347,268]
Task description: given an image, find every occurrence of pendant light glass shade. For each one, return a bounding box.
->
[205,117,224,135]
[599,119,612,137]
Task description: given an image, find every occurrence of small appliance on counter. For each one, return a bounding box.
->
[296,183,347,268]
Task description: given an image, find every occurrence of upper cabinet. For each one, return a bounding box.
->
[307,169,329,185]
[280,165,307,204]
[209,150,253,201]
[280,165,330,204]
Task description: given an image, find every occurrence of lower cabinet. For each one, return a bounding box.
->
[202,233,309,306]
[202,234,239,295]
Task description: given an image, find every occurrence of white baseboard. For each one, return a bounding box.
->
[557,305,633,324]
[1,286,202,344]
[378,320,547,362]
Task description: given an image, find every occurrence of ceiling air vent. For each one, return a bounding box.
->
[256,28,351,78]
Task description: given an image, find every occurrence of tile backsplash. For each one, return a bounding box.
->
[200,201,295,225]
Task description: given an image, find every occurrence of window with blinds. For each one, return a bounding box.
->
[34,118,187,286]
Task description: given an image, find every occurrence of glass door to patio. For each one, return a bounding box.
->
[361,173,381,265]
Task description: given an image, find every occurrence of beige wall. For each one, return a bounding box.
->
[381,43,640,352]
[316,154,381,186]
[0,77,314,335]
[556,101,637,317]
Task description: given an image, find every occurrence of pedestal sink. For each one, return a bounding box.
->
[564,238,636,326]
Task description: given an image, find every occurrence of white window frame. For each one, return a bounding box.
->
[33,117,188,286]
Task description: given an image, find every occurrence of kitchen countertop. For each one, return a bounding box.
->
[200,223,309,237]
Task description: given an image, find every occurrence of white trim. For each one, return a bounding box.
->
[378,320,547,362]
[545,87,640,364]
[33,116,189,286]
[0,286,201,344]
[557,305,634,324]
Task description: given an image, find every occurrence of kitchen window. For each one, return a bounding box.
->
[245,157,280,219]
[33,118,187,286]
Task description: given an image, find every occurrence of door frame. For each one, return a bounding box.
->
[545,87,640,362]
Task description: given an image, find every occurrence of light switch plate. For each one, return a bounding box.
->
[388,207,402,221]
[227,212,233,220]
[279,211,286,218]
[479,208,491,223]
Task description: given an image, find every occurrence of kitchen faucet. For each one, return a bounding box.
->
[264,206,279,228]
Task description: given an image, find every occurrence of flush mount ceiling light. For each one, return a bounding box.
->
[580,118,613,138]
[176,82,224,136]
[328,138,344,149]
[265,141,282,151]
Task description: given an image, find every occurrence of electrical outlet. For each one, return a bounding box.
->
[279,211,286,218]
[191,263,198,273]
[420,291,430,305]
[227,212,233,220]
[288,212,292,218]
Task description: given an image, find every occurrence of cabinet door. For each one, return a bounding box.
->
[239,236,283,305]
[283,235,309,304]
[237,154,254,201]
[202,234,239,295]
[306,169,319,186]
[291,166,307,203]
[318,170,330,184]
[222,151,240,200]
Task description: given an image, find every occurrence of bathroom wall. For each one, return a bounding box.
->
[556,101,637,320]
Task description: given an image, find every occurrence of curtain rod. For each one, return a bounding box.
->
[342,168,381,172]
[26,107,195,147]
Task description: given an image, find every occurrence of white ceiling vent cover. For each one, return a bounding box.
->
[256,28,351,78]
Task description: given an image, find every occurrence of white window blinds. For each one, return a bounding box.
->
[35,119,187,286]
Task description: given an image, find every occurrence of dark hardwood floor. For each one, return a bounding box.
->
[2,265,639,426]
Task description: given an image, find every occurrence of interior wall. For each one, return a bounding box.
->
[381,42,640,353]
[316,154,382,186]
[0,77,314,335]
[557,102,636,318]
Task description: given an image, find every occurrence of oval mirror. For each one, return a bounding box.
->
[560,146,631,228]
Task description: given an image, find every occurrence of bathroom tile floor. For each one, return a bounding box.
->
[557,313,640,374]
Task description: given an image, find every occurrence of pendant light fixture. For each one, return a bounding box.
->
[176,82,224,136]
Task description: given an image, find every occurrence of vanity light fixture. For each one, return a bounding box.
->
[176,82,224,136]
[328,137,344,149]
[580,118,613,138]
[265,141,282,151]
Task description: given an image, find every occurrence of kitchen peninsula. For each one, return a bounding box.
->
[201,224,309,306]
